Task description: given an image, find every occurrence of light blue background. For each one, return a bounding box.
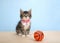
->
[0,0,60,31]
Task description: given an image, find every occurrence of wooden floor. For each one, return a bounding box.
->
[0,31,60,43]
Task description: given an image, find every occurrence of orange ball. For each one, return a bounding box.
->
[34,31,44,41]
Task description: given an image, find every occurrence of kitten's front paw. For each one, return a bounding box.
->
[19,33,22,36]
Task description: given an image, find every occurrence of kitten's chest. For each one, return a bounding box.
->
[21,20,30,30]
[22,22,30,26]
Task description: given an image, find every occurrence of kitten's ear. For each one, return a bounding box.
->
[20,9,23,15]
[28,9,31,14]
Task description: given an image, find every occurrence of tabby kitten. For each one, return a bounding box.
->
[16,9,31,36]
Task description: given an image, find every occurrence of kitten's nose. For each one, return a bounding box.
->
[25,16,27,17]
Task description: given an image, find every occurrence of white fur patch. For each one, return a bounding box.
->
[22,21,30,30]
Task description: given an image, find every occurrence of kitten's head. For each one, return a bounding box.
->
[20,9,31,20]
